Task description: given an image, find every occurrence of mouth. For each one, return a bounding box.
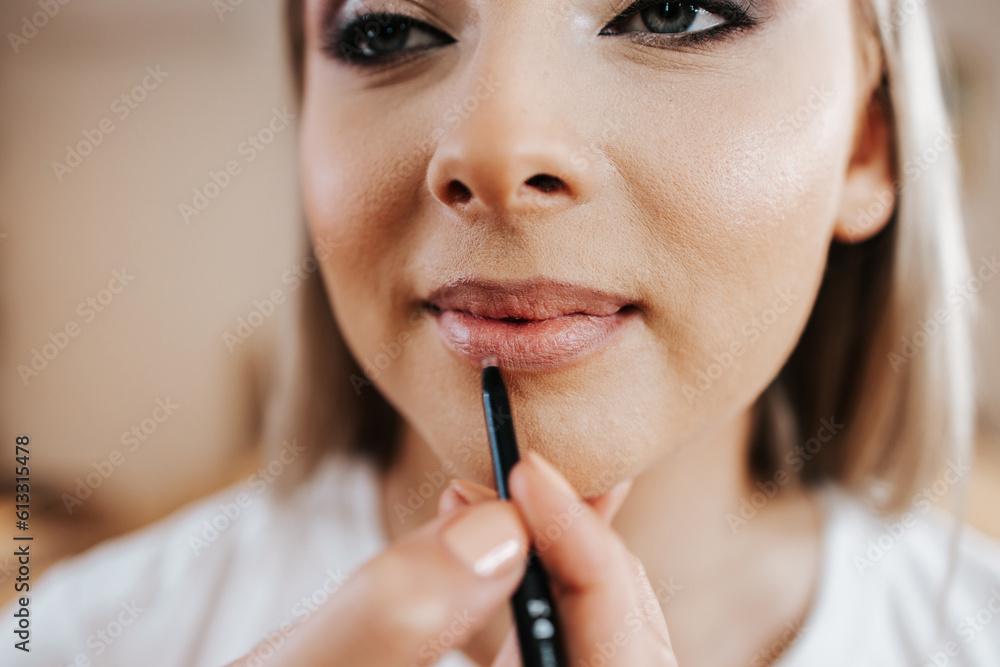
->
[424,278,640,372]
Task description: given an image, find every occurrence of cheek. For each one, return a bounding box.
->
[299,86,433,358]
[615,31,858,410]
[300,92,422,253]
[295,4,865,482]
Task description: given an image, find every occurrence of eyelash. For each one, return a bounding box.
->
[321,1,761,70]
[601,0,759,46]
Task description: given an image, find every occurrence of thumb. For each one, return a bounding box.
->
[490,628,521,667]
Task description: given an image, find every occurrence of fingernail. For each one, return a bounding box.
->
[525,450,578,499]
[449,479,496,505]
[607,478,634,503]
[442,503,527,577]
[437,484,468,519]
[601,479,634,518]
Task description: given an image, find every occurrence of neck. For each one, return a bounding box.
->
[379,406,821,667]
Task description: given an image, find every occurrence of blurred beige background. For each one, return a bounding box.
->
[0,0,303,594]
[0,0,997,605]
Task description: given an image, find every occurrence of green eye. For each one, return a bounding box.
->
[621,3,725,35]
[600,1,759,44]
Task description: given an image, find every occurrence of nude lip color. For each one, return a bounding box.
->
[427,277,639,372]
[481,356,567,667]
[437,309,634,372]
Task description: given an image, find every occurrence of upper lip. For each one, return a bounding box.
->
[425,278,633,320]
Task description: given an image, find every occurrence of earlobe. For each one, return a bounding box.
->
[833,86,897,244]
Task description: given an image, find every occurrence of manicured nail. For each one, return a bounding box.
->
[590,478,634,522]
[525,450,578,499]
[437,484,468,519]
[449,478,496,505]
[442,503,527,577]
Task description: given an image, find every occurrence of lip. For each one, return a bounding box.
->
[425,278,638,371]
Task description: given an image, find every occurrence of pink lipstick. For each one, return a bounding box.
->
[426,278,638,371]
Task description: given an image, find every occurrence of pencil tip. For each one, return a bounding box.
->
[481,355,499,369]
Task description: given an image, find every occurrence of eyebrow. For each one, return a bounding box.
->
[322,0,447,24]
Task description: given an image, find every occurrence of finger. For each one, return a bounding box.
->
[438,479,499,519]
[441,473,630,525]
[247,500,529,667]
[622,550,672,647]
[489,628,521,667]
[441,475,629,518]
[586,478,634,525]
[508,451,676,666]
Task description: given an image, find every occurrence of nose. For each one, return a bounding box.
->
[426,73,601,218]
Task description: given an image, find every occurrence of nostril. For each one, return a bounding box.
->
[445,180,473,204]
[524,174,566,194]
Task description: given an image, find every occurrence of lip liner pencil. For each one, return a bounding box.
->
[481,356,567,667]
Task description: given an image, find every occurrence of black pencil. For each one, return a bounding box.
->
[481,356,567,667]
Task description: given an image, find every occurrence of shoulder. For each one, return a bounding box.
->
[0,451,386,666]
[780,483,1000,667]
[834,483,1000,602]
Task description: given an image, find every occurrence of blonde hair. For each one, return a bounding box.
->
[268,0,976,515]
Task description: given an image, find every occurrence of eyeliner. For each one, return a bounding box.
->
[481,356,567,667]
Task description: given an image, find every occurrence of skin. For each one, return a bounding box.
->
[230,0,895,664]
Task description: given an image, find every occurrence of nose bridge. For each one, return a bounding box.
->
[425,37,600,217]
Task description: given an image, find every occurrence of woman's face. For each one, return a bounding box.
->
[299,0,883,492]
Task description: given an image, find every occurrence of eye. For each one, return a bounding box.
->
[600,1,757,43]
[323,10,456,66]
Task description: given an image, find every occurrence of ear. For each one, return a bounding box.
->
[833,85,897,244]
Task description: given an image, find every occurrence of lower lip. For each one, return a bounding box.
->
[431,307,637,372]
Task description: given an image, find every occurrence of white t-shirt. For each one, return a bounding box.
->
[2,451,999,667]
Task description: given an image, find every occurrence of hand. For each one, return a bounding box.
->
[442,451,677,667]
[225,451,676,666]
